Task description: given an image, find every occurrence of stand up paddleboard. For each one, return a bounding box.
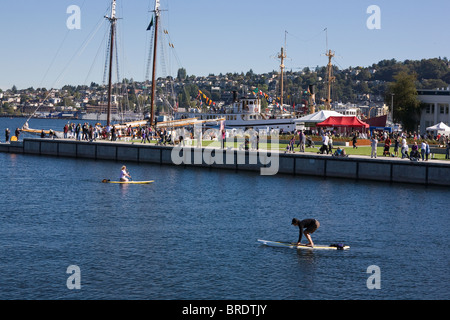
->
[257,239,349,250]
[102,179,154,184]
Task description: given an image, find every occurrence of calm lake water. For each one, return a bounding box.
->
[0,118,449,300]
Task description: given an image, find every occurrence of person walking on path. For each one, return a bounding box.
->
[319,133,329,154]
[300,131,306,152]
[352,134,358,149]
[296,130,303,152]
[401,138,409,159]
[328,135,333,153]
[383,136,391,156]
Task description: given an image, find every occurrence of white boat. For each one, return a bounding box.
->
[174,95,301,132]
[79,111,143,122]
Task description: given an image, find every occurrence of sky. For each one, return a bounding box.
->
[1,0,449,90]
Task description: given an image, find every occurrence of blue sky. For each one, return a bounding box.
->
[1,0,449,90]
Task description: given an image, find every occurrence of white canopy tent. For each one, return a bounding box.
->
[295,110,344,124]
[426,122,450,133]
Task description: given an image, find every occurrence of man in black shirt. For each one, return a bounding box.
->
[292,218,320,247]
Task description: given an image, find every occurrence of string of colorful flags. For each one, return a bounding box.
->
[252,88,286,110]
[197,90,216,107]
[252,87,313,113]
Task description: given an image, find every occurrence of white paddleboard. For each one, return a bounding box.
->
[258,239,350,250]
[102,180,154,184]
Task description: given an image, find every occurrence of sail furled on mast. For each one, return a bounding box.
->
[146,16,154,31]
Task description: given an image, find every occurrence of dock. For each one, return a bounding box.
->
[1,138,450,186]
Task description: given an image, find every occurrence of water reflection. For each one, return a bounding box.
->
[119,183,130,196]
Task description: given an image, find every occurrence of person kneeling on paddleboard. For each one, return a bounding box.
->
[120,166,131,182]
[292,218,320,247]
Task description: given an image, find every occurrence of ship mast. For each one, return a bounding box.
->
[325,49,335,110]
[150,0,161,128]
[278,47,286,108]
[105,0,118,127]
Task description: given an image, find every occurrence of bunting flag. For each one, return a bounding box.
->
[253,87,278,105]
[146,16,154,31]
[197,90,216,107]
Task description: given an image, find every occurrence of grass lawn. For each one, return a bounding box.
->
[128,139,449,161]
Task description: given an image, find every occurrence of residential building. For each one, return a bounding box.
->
[418,87,450,134]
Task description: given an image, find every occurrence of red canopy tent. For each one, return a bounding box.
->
[316,116,369,135]
[316,116,369,128]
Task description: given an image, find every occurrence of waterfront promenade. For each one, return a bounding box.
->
[1,137,450,187]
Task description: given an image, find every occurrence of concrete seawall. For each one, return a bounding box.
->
[1,138,450,186]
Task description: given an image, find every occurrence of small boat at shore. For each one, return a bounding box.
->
[20,122,64,138]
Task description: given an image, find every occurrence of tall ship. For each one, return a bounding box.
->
[174,93,301,132]
[174,42,303,132]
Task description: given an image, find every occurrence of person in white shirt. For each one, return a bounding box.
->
[401,138,409,159]
[371,136,378,158]
[319,133,329,154]
[120,166,131,182]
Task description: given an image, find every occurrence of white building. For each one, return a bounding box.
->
[418,87,450,134]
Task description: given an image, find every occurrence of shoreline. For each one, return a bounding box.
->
[1,138,450,187]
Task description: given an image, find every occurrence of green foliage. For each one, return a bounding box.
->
[385,72,421,132]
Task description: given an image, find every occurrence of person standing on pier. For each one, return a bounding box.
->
[425,141,430,161]
[421,141,427,161]
[300,130,306,152]
[5,128,10,142]
[63,124,69,139]
[394,136,399,157]
[445,136,450,159]
[371,135,378,158]
[15,128,20,141]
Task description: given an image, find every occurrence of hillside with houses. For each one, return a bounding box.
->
[1,57,449,122]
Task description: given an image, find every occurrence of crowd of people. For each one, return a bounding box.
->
[371,130,450,161]
[3,121,450,160]
[283,128,450,160]
[60,122,157,143]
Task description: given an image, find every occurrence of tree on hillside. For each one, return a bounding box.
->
[385,72,422,132]
[177,68,187,81]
